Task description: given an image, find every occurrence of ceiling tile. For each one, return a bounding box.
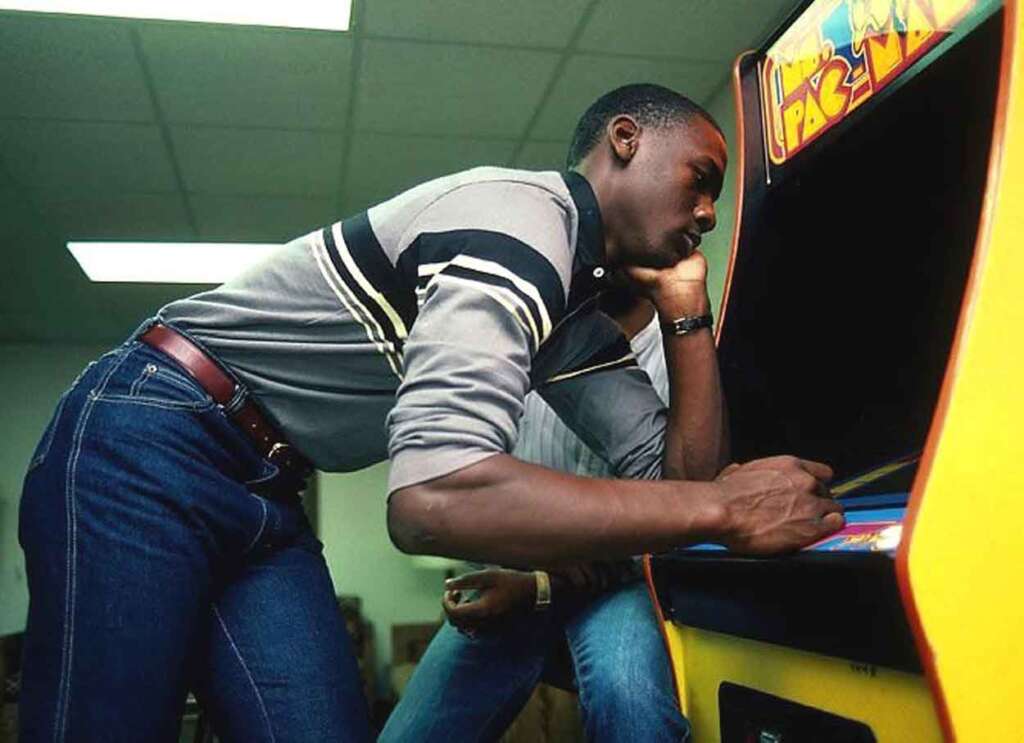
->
[0,165,38,234]
[530,54,726,140]
[363,0,589,48]
[0,13,154,122]
[343,132,516,212]
[138,24,353,128]
[515,141,571,172]
[39,193,192,240]
[578,0,800,60]
[192,195,337,242]
[172,127,342,197]
[0,121,177,196]
[356,41,560,137]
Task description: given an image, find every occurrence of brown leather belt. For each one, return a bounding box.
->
[139,324,311,478]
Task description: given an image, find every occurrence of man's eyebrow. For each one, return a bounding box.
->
[694,156,724,176]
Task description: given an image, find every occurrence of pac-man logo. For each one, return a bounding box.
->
[762,0,977,165]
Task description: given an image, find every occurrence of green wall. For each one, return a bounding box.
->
[701,78,740,316]
[318,464,451,698]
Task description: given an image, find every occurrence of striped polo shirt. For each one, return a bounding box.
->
[159,167,669,492]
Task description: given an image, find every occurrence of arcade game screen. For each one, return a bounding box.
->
[716,4,1001,503]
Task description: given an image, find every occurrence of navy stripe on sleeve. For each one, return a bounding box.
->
[322,225,405,354]
[400,230,566,333]
[340,213,419,332]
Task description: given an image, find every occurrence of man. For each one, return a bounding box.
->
[380,281,687,742]
[381,86,728,740]
[18,83,843,742]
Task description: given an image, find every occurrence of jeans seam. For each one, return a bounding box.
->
[243,462,281,489]
[472,622,550,741]
[153,367,206,395]
[93,395,216,412]
[476,697,521,742]
[243,496,269,555]
[128,365,154,397]
[139,366,213,402]
[54,347,132,742]
[565,623,592,726]
[212,606,276,743]
[56,401,88,743]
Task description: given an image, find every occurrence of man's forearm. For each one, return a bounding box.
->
[388,453,725,567]
[658,286,730,481]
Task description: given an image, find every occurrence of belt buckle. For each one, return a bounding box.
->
[267,441,291,465]
[267,441,310,476]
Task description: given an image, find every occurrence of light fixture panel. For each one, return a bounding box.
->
[0,1,351,31]
[68,241,280,283]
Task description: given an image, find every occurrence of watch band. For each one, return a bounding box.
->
[661,313,713,336]
[533,570,552,611]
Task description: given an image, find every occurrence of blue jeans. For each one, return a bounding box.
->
[18,334,373,742]
[379,581,690,742]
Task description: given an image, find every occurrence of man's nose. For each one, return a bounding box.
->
[695,199,716,233]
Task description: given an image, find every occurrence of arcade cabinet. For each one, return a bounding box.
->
[646,0,1023,740]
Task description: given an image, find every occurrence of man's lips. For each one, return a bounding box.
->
[676,232,701,259]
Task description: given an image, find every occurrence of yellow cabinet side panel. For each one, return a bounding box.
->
[901,5,1024,741]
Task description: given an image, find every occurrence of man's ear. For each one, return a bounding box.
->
[607,115,640,164]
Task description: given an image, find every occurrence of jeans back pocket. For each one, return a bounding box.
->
[126,360,214,409]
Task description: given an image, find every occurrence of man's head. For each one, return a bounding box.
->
[568,83,727,270]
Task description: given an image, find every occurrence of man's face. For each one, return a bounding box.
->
[613,117,727,269]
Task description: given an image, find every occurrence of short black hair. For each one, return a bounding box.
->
[566,83,722,169]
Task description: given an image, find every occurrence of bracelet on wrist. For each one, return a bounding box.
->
[533,570,552,611]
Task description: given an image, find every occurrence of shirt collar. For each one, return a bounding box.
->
[562,170,606,273]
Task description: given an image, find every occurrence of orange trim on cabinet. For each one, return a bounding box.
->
[894,3,1018,741]
[642,554,683,707]
[714,51,755,346]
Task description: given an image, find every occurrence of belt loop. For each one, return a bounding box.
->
[129,317,159,343]
[223,384,247,415]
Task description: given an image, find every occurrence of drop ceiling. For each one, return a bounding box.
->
[0,0,799,342]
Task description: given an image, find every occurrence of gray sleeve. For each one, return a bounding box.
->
[537,318,667,481]
[386,274,534,492]
[385,190,572,493]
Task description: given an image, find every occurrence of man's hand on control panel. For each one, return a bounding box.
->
[713,456,845,555]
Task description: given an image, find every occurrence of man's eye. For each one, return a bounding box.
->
[694,170,707,184]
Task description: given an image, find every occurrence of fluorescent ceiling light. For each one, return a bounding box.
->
[68,241,279,283]
[0,1,351,31]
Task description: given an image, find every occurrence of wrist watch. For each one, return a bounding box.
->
[533,570,552,611]
[661,313,713,336]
